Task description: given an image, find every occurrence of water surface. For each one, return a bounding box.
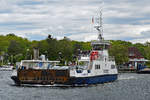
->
[0,71,150,100]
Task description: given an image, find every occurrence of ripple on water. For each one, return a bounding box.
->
[118,75,136,80]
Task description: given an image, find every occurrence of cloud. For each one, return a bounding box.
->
[0,0,150,43]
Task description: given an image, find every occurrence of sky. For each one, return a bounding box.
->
[0,0,150,43]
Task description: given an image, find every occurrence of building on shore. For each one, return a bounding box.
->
[118,47,149,72]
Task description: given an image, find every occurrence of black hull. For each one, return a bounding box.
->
[11,76,21,85]
[137,71,150,74]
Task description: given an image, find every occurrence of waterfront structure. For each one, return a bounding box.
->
[128,47,148,69]
[118,47,149,72]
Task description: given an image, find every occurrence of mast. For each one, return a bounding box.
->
[91,5,110,50]
[94,8,103,41]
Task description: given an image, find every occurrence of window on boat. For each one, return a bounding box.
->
[21,62,52,69]
[88,70,91,73]
[95,65,100,69]
[93,44,109,50]
[76,70,82,73]
[103,69,109,73]
[111,65,116,69]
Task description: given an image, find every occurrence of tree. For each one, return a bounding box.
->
[58,38,73,62]
[7,40,25,63]
[109,44,129,65]
[46,36,59,60]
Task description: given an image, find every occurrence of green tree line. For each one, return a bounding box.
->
[0,33,150,65]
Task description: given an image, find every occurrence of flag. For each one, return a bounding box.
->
[92,17,94,24]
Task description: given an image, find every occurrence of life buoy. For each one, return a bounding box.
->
[90,51,99,61]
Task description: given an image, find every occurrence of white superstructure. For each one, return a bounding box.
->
[70,40,118,78]
[70,7,118,79]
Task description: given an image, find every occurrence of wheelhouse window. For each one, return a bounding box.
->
[95,65,100,69]
[92,44,109,50]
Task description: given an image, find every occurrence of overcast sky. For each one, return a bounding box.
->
[0,0,150,43]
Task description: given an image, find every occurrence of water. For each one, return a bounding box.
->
[0,71,150,100]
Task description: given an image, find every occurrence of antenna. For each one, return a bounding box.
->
[94,3,104,41]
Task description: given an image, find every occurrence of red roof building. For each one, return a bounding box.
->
[128,47,148,69]
[118,47,149,71]
[128,47,144,59]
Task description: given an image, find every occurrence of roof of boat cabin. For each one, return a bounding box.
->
[21,60,60,63]
[91,40,110,46]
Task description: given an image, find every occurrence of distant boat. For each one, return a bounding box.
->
[137,68,150,74]
[0,65,13,71]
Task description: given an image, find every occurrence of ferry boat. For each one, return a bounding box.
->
[11,9,118,86]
